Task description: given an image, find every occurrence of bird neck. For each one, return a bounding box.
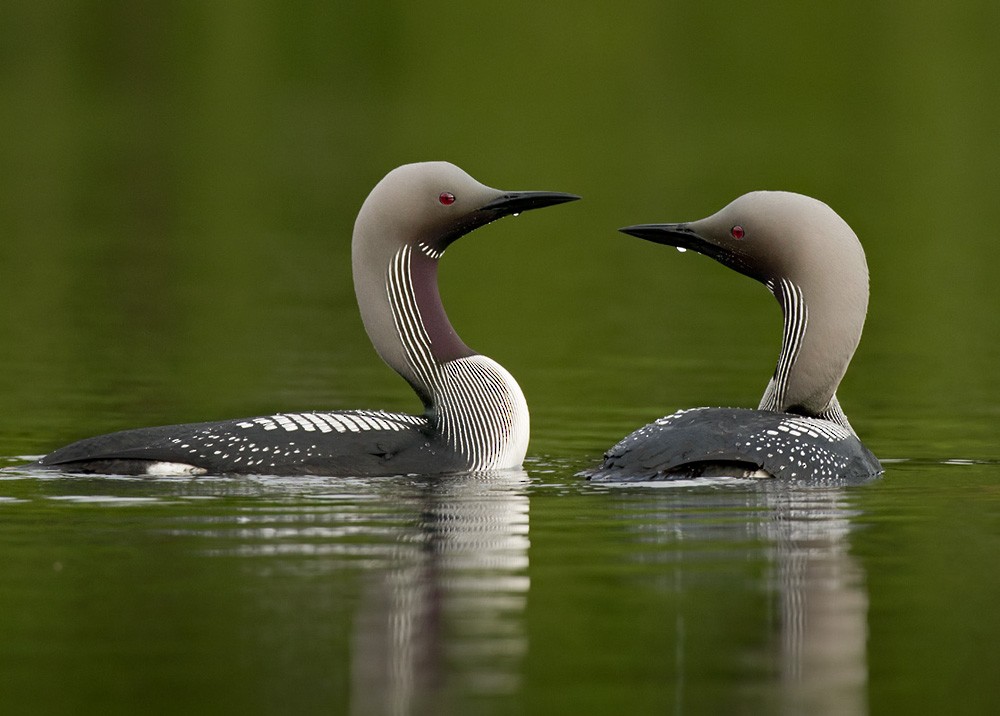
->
[354,243,528,469]
[758,277,865,433]
[426,354,530,470]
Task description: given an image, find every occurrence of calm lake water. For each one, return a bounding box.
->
[2,457,999,714]
[4,3,1000,714]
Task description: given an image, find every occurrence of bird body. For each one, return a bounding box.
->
[26,162,578,477]
[589,191,882,485]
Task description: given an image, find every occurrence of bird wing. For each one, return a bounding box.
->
[34,410,453,476]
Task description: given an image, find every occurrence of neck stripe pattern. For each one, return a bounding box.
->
[760,278,808,412]
[384,246,528,470]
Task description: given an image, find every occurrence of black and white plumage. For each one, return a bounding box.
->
[592,408,880,487]
[26,162,578,477]
[587,191,882,486]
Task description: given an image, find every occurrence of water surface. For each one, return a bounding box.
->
[2,455,998,714]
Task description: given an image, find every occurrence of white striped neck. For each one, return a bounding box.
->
[433,355,530,470]
[379,245,528,469]
[760,277,856,433]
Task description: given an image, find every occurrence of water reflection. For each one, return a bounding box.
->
[614,483,868,715]
[151,470,530,714]
[0,469,530,713]
[759,486,868,715]
[350,471,530,716]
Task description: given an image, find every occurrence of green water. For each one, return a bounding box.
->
[3,2,1000,714]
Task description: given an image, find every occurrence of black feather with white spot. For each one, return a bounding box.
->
[29,410,471,476]
[587,407,882,487]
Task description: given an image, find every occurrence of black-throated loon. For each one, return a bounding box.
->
[26,162,578,476]
[587,191,882,486]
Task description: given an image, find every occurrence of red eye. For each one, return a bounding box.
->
[439,192,456,205]
[730,225,745,239]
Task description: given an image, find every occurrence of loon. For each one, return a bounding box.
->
[26,162,578,477]
[587,191,882,486]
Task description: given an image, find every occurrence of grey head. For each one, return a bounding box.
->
[352,161,578,406]
[621,191,870,430]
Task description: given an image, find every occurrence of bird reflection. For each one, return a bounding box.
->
[350,470,530,716]
[616,482,868,715]
[760,486,868,715]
